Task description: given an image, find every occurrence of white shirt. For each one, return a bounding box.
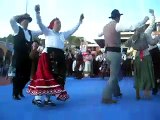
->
[36,13,82,50]
[72,60,83,71]
[10,16,42,41]
[95,54,104,62]
[146,15,160,50]
[116,16,149,32]
[99,16,149,39]
[148,34,158,50]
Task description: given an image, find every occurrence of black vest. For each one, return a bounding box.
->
[13,27,32,54]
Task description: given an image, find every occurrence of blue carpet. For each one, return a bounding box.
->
[0,77,160,120]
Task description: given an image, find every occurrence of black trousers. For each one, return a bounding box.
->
[12,52,31,96]
[149,47,160,93]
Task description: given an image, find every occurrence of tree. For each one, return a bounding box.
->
[0,34,42,44]
[0,34,14,43]
[67,36,84,46]
[6,34,14,43]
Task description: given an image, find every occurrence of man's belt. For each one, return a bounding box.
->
[105,47,121,53]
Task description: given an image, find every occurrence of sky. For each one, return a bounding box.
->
[0,0,160,43]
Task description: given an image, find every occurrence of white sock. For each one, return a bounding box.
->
[44,95,50,101]
[35,96,42,100]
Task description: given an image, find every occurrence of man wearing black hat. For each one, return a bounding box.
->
[101,9,149,104]
[10,13,42,100]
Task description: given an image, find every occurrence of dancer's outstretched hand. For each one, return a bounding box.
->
[149,9,154,15]
[79,14,84,23]
[35,4,40,13]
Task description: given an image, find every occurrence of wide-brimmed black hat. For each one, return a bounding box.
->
[109,9,123,19]
[16,13,32,23]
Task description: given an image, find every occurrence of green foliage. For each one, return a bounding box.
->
[0,35,42,44]
[67,36,84,46]
[32,36,43,44]
[0,35,83,49]
[0,34,14,43]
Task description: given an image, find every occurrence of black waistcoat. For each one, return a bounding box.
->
[13,27,32,54]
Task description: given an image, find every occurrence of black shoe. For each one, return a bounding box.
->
[152,91,158,95]
[102,99,117,104]
[32,99,43,107]
[136,96,141,100]
[13,95,21,100]
[19,93,25,98]
[44,100,56,106]
[114,93,122,98]
[152,89,158,95]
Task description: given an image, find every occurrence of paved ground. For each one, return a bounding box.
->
[0,77,160,120]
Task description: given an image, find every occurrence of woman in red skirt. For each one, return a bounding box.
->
[27,50,69,107]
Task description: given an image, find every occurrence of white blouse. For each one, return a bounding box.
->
[36,13,82,50]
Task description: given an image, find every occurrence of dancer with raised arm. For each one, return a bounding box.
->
[125,9,159,100]
[148,10,160,95]
[27,5,84,107]
[10,13,42,100]
[101,9,149,104]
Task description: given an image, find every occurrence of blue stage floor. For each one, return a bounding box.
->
[0,77,160,120]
